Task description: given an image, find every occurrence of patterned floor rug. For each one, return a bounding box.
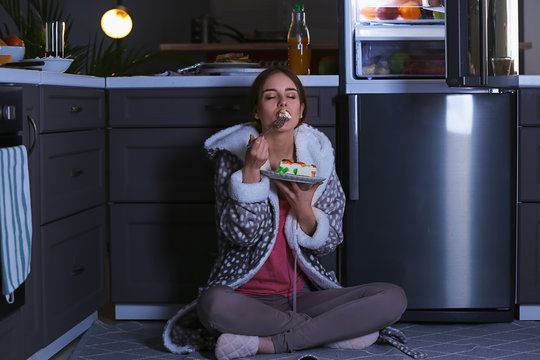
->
[68,320,540,360]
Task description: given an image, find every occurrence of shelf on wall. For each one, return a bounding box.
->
[159,42,338,51]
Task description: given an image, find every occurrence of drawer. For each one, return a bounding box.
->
[41,206,107,343]
[108,88,250,127]
[41,86,105,132]
[110,203,216,303]
[107,87,337,128]
[41,130,106,224]
[109,128,217,202]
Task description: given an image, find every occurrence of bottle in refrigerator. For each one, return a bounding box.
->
[287,4,311,75]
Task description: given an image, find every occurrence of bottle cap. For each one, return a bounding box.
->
[293,4,304,11]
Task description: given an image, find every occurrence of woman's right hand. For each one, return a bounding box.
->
[243,134,269,183]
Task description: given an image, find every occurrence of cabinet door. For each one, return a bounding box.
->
[520,127,540,201]
[41,206,107,343]
[40,130,106,224]
[518,203,540,303]
[520,89,540,126]
[21,84,45,357]
[304,87,337,127]
[0,311,23,360]
[110,204,217,303]
[109,128,218,202]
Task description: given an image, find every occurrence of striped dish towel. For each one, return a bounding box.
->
[0,145,32,304]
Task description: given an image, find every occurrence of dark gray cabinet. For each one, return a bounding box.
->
[108,86,338,308]
[0,85,108,359]
[518,89,540,306]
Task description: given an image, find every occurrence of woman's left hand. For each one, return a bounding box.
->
[273,180,321,236]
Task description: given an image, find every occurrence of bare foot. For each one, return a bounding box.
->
[258,336,275,354]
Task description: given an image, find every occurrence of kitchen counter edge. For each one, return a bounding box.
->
[0,68,338,88]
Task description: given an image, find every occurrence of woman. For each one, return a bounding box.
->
[163,66,413,359]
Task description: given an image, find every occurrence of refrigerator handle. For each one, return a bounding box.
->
[348,95,359,200]
[480,0,488,85]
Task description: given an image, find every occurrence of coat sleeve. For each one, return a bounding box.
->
[213,152,275,248]
[294,167,346,256]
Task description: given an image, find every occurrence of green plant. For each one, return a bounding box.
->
[1,0,193,76]
[0,0,85,71]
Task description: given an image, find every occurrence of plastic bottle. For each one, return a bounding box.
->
[287,4,311,75]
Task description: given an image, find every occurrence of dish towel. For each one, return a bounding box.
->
[0,145,32,304]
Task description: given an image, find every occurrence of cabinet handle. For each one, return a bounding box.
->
[70,105,83,113]
[71,266,85,276]
[204,105,240,112]
[27,113,38,156]
[70,169,84,177]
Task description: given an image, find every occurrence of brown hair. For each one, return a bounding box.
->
[249,66,307,129]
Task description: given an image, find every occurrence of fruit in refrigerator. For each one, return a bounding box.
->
[433,11,445,20]
[360,6,377,19]
[389,51,411,73]
[376,7,399,20]
[398,1,421,20]
[2,35,24,47]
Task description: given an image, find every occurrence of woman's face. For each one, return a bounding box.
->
[254,72,305,132]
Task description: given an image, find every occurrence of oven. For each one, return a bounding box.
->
[0,85,25,317]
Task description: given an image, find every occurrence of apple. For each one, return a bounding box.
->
[318,56,339,75]
[3,35,24,47]
[376,7,400,20]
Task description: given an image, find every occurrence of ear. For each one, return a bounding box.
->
[300,103,305,119]
[253,106,260,119]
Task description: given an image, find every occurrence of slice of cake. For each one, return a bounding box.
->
[279,109,292,120]
[277,159,317,177]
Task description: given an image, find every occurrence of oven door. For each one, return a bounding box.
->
[0,85,26,317]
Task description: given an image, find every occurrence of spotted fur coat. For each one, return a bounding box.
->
[163,122,346,354]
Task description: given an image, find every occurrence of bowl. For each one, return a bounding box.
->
[23,57,74,72]
[0,46,25,62]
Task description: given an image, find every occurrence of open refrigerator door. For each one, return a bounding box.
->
[352,0,445,78]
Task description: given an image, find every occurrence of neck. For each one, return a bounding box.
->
[267,132,295,170]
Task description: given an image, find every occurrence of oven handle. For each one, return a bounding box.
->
[27,113,38,156]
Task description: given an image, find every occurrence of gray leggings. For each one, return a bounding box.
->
[197,282,407,353]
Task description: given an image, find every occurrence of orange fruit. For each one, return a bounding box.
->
[399,1,421,20]
[360,6,377,19]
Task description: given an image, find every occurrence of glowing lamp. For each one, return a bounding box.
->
[101,6,133,39]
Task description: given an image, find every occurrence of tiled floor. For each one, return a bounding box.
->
[64,319,540,360]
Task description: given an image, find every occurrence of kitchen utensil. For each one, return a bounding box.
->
[246,111,289,148]
[45,21,65,57]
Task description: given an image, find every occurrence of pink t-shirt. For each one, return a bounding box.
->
[236,199,306,297]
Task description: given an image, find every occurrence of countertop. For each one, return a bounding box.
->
[0,68,337,88]
[3,67,540,89]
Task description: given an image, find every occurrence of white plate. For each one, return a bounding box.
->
[261,170,326,185]
[22,57,73,72]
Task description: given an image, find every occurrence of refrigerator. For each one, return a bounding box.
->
[338,0,518,322]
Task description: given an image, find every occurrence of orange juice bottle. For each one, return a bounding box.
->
[287,4,311,75]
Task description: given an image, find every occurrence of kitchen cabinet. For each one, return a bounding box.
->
[4,85,107,359]
[107,86,338,313]
[518,88,540,315]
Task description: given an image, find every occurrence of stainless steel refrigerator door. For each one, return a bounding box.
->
[341,93,515,312]
[446,0,519,88]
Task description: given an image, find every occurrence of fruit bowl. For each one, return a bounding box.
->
[22,57,73,72]
[0,46,25,62]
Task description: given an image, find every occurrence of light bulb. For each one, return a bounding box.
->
[101,7,133,39]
